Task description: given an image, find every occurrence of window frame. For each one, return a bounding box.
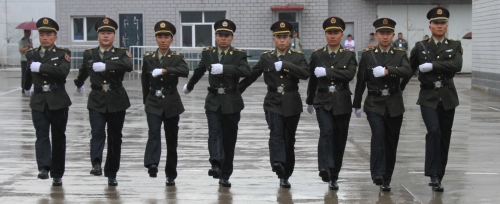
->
[180,11,225,48]
[71,16,104,42]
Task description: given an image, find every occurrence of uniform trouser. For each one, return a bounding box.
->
[315,108,351,181]
[420,101,455,180]
[32,105,68,178]
[265,111,301,179]
[205,110,240,180]
[89,109,126,178]
[21,61,27,92]
[144,113,179,179]
[366,109,403,184]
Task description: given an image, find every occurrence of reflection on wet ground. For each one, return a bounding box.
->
[0,70,499,203]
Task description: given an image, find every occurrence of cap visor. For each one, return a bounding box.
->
[38,28,56,32]
[98,28,115,32]
[325,28,343,32]
[216,30,233,34]
[431,19,448,23]
[376,28,394,32]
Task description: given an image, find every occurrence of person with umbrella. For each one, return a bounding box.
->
[17,21,36,93]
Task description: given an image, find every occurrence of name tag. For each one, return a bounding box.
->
[446,49,453,52]
[111,57,119,60]
[51,57,59,61]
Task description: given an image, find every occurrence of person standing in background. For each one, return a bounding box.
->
[392,32,408,51]
[290,30,302,52]
[368,33,378,49]
[344,34,355,51]
[19,29,32,93]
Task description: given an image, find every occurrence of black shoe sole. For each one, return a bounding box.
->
[319,171,329,182]
[38,174,49,179]
[429,182,439,186]
[90,171,102,176]
[208,169,220,179]
[148,166,158,178]
[280,184,291,188]
[52,182,62,186]
[432,186,444,192]
[272,165,285,178]
[166,182,175,186]
[108,182,118,186]
[373,177,383,185]
[219,181,231,187]
[329,186,339,190]
[380,187,391,191]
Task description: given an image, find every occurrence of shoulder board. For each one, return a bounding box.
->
[202,46,214,51]
[363,47,374,52]
[116,47,128,50]
[261,50,273,55]
[28,48,37,52]
[291,50,303,54]
[233,49,245,52]
[85,47,97,51]
[143,52,154,57]
[343,49,355,52]
[56,47,68,50]
[312,47,325,53]
[170,53,181,56]
[393,47,405,51]
[448,39,460,42]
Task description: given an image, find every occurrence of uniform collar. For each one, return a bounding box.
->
[40,46,54,53]
[378,46,391,53]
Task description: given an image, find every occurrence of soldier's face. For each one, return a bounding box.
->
[215,33,233,50]
[375,31,395,47]
[98,31,115,48]
[429,21,448,38]
[156,34,173,50]
[324,30,343,47]
[273,35,291,51]
[38,31,57,49]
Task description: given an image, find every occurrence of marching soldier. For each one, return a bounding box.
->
[401,7,462,192]
[239,20,310,188]
[74,17,133,186]
[183,19,251,187]
[141,20,189,186]
[305,17,357,190]
[353,18,411,191]
[23,17,72,186]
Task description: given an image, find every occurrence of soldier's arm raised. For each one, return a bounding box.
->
[221,51,251,77]
[386,50,411,77]
[432,42,463,73]
[325,52,357,82]
[164,54,189,77]
[38,49,71,78]
[281,53,310,80]
[105,49,133,72]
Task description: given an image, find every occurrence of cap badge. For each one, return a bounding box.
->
[437,9,443,15]
[383,19,388,24]
[43,18,49,24]
[160,22,166,28]
[331,18,336,24]
[222,21,228,27]
[279,22,285,28]
[103,18,109,24]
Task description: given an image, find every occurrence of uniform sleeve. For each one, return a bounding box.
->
[105,50,133,72]
[39,50,71,78]
[23,52,33,90]
[282,53,310,80]
[238,57,263,93]
[353,53,368,109]
[165,54,189,77]
[74,50,90,88]
[186,52,208,91]
[141,56,150,104]
[386,52,411,77]
[221,52,251,77]
[432,42,463,73]
[306,53,318,105]
[325,52,357,82]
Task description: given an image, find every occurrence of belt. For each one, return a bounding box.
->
[207,87,236,94]
[34,84,64,93]
[91,83,122,92]
[317,84,347,93]
[420,79,450,89]
[149,87,177,97]
[267,86,299,93]
[367,88,399,96]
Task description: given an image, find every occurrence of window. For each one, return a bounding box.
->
[180,11,226,47]
[72,17,103,41]
[278,12,299,34]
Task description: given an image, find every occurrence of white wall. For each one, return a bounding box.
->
[0,0,55,66]
[377,4,471,72]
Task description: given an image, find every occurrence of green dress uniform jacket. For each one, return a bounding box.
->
[401,38,462,110]
[74,46,133,113]
[239,49,310,117]
[187,46,251,114]
[141,49,189,118]
[24,46,72,112]
[353,46,411,117]
[306,46,357,115]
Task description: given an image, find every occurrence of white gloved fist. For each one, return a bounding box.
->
[314,67,327,78]
[92,62,106,72]
[419,62,433,73]
[183,84,191,94]
[76,86,85,94]
[24,87,34,96]
[30,62,41,72]
[355,108,362,118]
[152,68,163,77]
[210,63,223,75]
[274,61,283,71]
[307,105,315,114]
[373,66,386,77]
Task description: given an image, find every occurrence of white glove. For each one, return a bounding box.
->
[183,84,191,94]
[419,63,433,73]
[373,66,386,78]
[355,108,362,118]
[92,62,106,72]
[314,67,327,78]
[152,68,163,77]
[30,62,41,73]
[210,63,223,75]
[307,105,315,114]
[25,87,34,96]
[76,86,85,94]
[274,61,283,71]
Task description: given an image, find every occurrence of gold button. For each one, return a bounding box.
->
[220,83,223,86]
[425,57,427,60]
[449,55,451,57]
[44,81,47,84]
[104,80,107,83]
[385,85,387,88]
[438,76,441,79]
[161,78,163,81]
[281,84,284,86]
[280,76,283,78]
[437,56,440,59]
[161,87,164,90]
[344,66,346,68]
[331,66,334,69]
[331,82,334,84]
[162,96,165,98]
[54,63,57,65]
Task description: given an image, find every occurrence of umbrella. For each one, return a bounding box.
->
[16,21,37,30]
[462,32,472,39]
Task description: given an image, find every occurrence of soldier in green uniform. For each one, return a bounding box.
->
[74,17,133,186]
[239,20,309,188]
[183,19,251,187]
[400,7,462,192]
[23,17,71,186]
[141,20,189,186]
[305,17,357,190]
[353,18,411,191]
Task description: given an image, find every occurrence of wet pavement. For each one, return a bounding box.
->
[0,69,499,203]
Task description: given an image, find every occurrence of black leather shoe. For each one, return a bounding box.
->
[380,184,391,191]
[90,163,102,176]
[429,175,440,186]
[148,164,158,178]
[108,177,118,186]
[280,178,291,188]
[329,181,339,190]
[319,169,329,182]
[38,169,49,179]
[272,162,285,178]
[52,177,62,186]
[373,175,384,185]
[208,163,221,179]
[432,183,444,192]
[219,179,231,187]
[166,177,175,186]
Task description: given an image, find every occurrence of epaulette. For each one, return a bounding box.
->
[312,47,325,53]
[56,47,68,50]
[170,53,181,56]
[261,50,273,55]
[85,47,97,51]
[393,47,405,51]
[343,48,355,52]
[291,50,303,54]
[116,47,128,50]
[202,46,214,51]
[233,49,245,52]
[363,47,375,52]
[143,52,154,57]
[28,47,37,52]
[448,39,460,42]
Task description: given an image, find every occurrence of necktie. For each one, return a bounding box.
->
[330,52,335,62]
[437,42,442,48]
[40,49,45,58]
[220,51,225,63]
[382,51,387,60]
[279,54,284,61]
[160,55,165,63]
